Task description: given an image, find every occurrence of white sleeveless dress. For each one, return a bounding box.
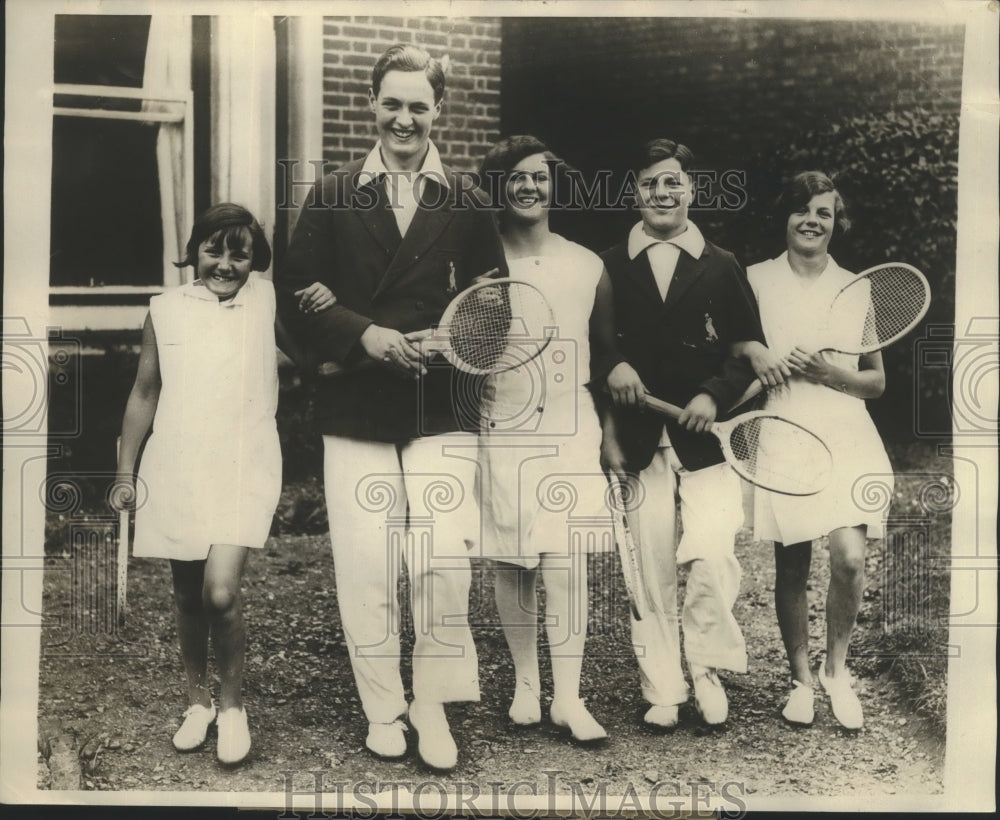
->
[478,236,612,568]
[747,253,893,545]
[134,275,282,560]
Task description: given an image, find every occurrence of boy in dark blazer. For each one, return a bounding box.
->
[276,44,506,771]
[600,139,764,729]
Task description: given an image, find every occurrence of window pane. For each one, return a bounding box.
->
[50,116,164,287]
[54,15,151,87]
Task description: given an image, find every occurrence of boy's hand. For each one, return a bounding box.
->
[470,267,502,286]
[678,392,717,433]
[746,341,790,388]
[605,362,647,407]
[361,324,426,378]
[295,282,337,314]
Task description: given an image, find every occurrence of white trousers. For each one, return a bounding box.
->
[628,448,748,707]
[323,433,480,723]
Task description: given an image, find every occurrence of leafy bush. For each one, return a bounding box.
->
[730,107,959,441]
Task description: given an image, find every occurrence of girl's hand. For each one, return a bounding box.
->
[111,472,136,512]
[295,282,336,314]
[600,431,629,478]
[785,345,833,385]
[745,341,790,388]
[360,324,426,378]
[605,362,647,408]
[677,392,717,433]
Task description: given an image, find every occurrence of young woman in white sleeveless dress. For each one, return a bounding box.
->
[736,172,893,729]
[477,136,619,742]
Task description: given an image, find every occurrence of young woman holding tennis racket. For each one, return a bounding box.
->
[476,136,624,743]
[115,204,334,766]
[736,171,895,729]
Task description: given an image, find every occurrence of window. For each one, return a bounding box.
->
[50,15,195,302]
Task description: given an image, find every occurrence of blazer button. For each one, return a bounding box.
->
[416,300,425,310]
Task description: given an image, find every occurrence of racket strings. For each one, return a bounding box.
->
[726,416,831,495]
[447,282,554,373]
[833,265,929,350]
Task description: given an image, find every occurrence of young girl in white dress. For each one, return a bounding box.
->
[116,204,332,764]
[477,136,620,742]
[736,172,893,729]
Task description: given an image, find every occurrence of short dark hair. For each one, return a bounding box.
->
[632,139,695,174]
[371,44,446,104]
[478,135,565,219]
[777,171,851,238]
[176,203,272,271]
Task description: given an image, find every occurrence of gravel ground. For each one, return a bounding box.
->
[36,523,945,807]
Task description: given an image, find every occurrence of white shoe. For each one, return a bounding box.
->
[691,666,728,725]
[408,699,458,771]
[216,707,251,765]
[550,698,608,743]
[366,720,407,759]
[508,683,542,726]
[818,663,863,729]
[644,704,680,729]
[172,701,216,751]
[781,680,815,725]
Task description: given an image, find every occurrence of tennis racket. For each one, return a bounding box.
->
[641,395,833,496]
[317,277,556,377]
[731,262,930,410]
[607,474,653,621]
[114,437,130,627]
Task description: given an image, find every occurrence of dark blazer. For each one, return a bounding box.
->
[276,157,507,442]
[600,235,764,473]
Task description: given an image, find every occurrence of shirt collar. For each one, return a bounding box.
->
[357,141,450,190]
[188,275,251,307]
[627,220,706,261]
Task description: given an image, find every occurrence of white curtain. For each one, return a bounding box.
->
[143,15,192,287]
[210,15,276,275]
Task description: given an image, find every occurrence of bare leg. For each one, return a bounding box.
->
[824,526,866,677]
[494,562,541,722]
[170,559,211,708]
[773,541,813,685]
[202,544,250,711]
[541,550,587,703]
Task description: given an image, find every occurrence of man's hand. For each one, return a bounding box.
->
[360,325,426,378]
[605,362,647,408]
[744,341,791,388]
[295,282,337,314]
[677,392,717,433]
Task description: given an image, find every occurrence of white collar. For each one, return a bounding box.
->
[358,141,450,190]
[627,220,706,261]
[187,275,252,307]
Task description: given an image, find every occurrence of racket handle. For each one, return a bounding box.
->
[727,379,765,413]
[640,393,684,420]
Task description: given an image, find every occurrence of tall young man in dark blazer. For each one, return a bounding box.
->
[276,44,506,771]
[600,139,764,729]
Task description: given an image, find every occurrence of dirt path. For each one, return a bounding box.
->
[36,527,945,805]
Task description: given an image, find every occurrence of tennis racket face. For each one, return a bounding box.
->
[828,263,930,354]
[716,412,833,496]
[439,279,555,375]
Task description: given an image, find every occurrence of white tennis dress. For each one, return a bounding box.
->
[747,253,893,545]
[134,275,282,560]
[478,236,612,568]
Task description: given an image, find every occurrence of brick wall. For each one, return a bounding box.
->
[320,16,501,170]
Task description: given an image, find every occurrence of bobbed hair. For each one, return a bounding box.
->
[776,171,851,239]
[371,44,446,104]
[176,203,272,271]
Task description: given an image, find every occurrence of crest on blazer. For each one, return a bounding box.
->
[704,312,719,343]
